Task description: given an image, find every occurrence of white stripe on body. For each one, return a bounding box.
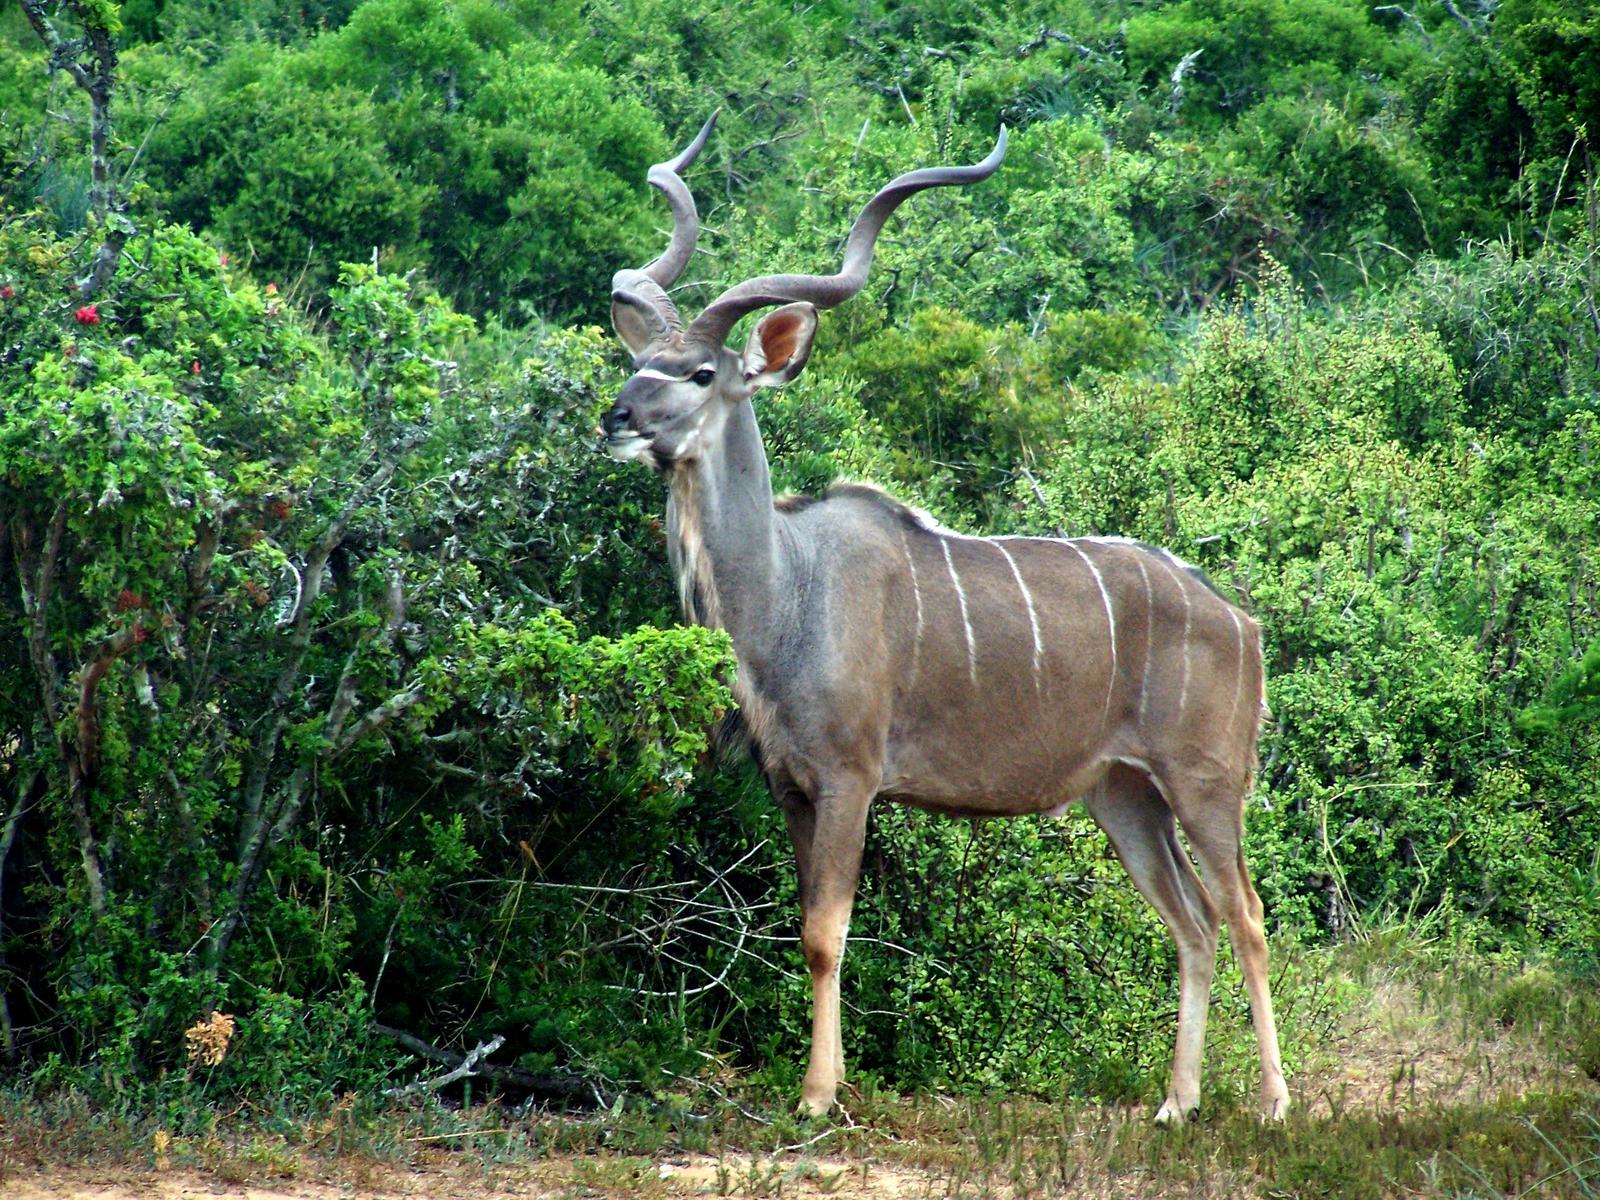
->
[1065,541,1118,729]
[900,529,925,687]
[1153,554,1194,720]
[1132,553,1154,721]
[1227,606,1247,738]
[940,538,979,686]
[994,541,1043,691]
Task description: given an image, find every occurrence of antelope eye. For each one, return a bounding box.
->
[691,368,716,387]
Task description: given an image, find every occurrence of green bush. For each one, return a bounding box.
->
[129,1,666,319]
[1121,0,1411,128]
[837,307,1061,522]
[0,211,736,1100]
[1389,241,1600,437]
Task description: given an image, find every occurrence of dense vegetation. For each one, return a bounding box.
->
[1,0,1596,1114]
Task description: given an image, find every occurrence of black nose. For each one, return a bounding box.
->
[602,404,632,435]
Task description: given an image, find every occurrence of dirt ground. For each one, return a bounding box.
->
[0,1157,938,1200]
[4,974,1595,1200]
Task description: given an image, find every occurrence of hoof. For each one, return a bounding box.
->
[796,1090,833,1119]
[1153,1098,1198,1127]
[1259,1092,1290,1122]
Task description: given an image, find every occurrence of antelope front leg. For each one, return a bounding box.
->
[793,785,870,1118]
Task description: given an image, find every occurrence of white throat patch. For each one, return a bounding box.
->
[605,433,653,462]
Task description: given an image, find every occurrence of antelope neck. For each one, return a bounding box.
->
[665,397,790,645]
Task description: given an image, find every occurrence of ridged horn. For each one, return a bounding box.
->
[611,111,719,335]
[686,126,1007,346]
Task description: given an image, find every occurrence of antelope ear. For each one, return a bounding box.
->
[611,290,671,357]
[742,303,817,389]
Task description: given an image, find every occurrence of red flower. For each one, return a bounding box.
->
[191,360,201,376]
[74,304,100,325]
[1,285,14,300]
[115,589,146,611]
[264,283,278,296]
[266,499,292,521]
[132,624,150,645]
[219,253,229,267]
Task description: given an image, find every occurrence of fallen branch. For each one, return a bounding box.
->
[375,1024,613,1106]
[382,1033,504,1097]
[1017,27,1105,60]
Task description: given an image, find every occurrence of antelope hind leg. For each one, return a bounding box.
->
[1086,767,1221,1125]
[1171,786,1291,1121]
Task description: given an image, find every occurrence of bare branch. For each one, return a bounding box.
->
[14,508,65,722]
[16,0,92,91]
[1442,0,1487,34]
[215,463,405,971]
[375,1024,611,1105]
[322,650,362,748]
[1169,49,1204,117]
[1017,27,1105,60]
[12,508,109,918]
[76,624,140,778]
[326,563,419,752]
[383,561,406,634]
[1373,5,1434,50]
[729,129,803,163]
[283,460,397,639]
[0,764,42,1062]
[1017,467,1058,532]
[207,756,311,968]
[164,767,213,916]
[241,460,398,847]
[185,511,224,608]
[19,0,128,297]
[331,685,426,755]
[382,1033,504,1097]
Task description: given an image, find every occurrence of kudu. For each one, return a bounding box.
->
[599,114,1289,1123]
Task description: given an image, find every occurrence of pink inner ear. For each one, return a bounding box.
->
[760,313,804,371]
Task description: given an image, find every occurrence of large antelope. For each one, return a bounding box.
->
[599,115,1289,1123]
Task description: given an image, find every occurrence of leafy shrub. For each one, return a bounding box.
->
[1389,241,1600,437]
[0,211,736,1100]
[130,3,666,319]
[1121,0,1410,128]
[836,307,1062,522]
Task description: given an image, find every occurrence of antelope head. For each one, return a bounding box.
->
[601,113,1008,471]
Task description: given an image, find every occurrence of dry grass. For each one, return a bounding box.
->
[1294,972,1594,1115]
[3,947,1597,1200]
